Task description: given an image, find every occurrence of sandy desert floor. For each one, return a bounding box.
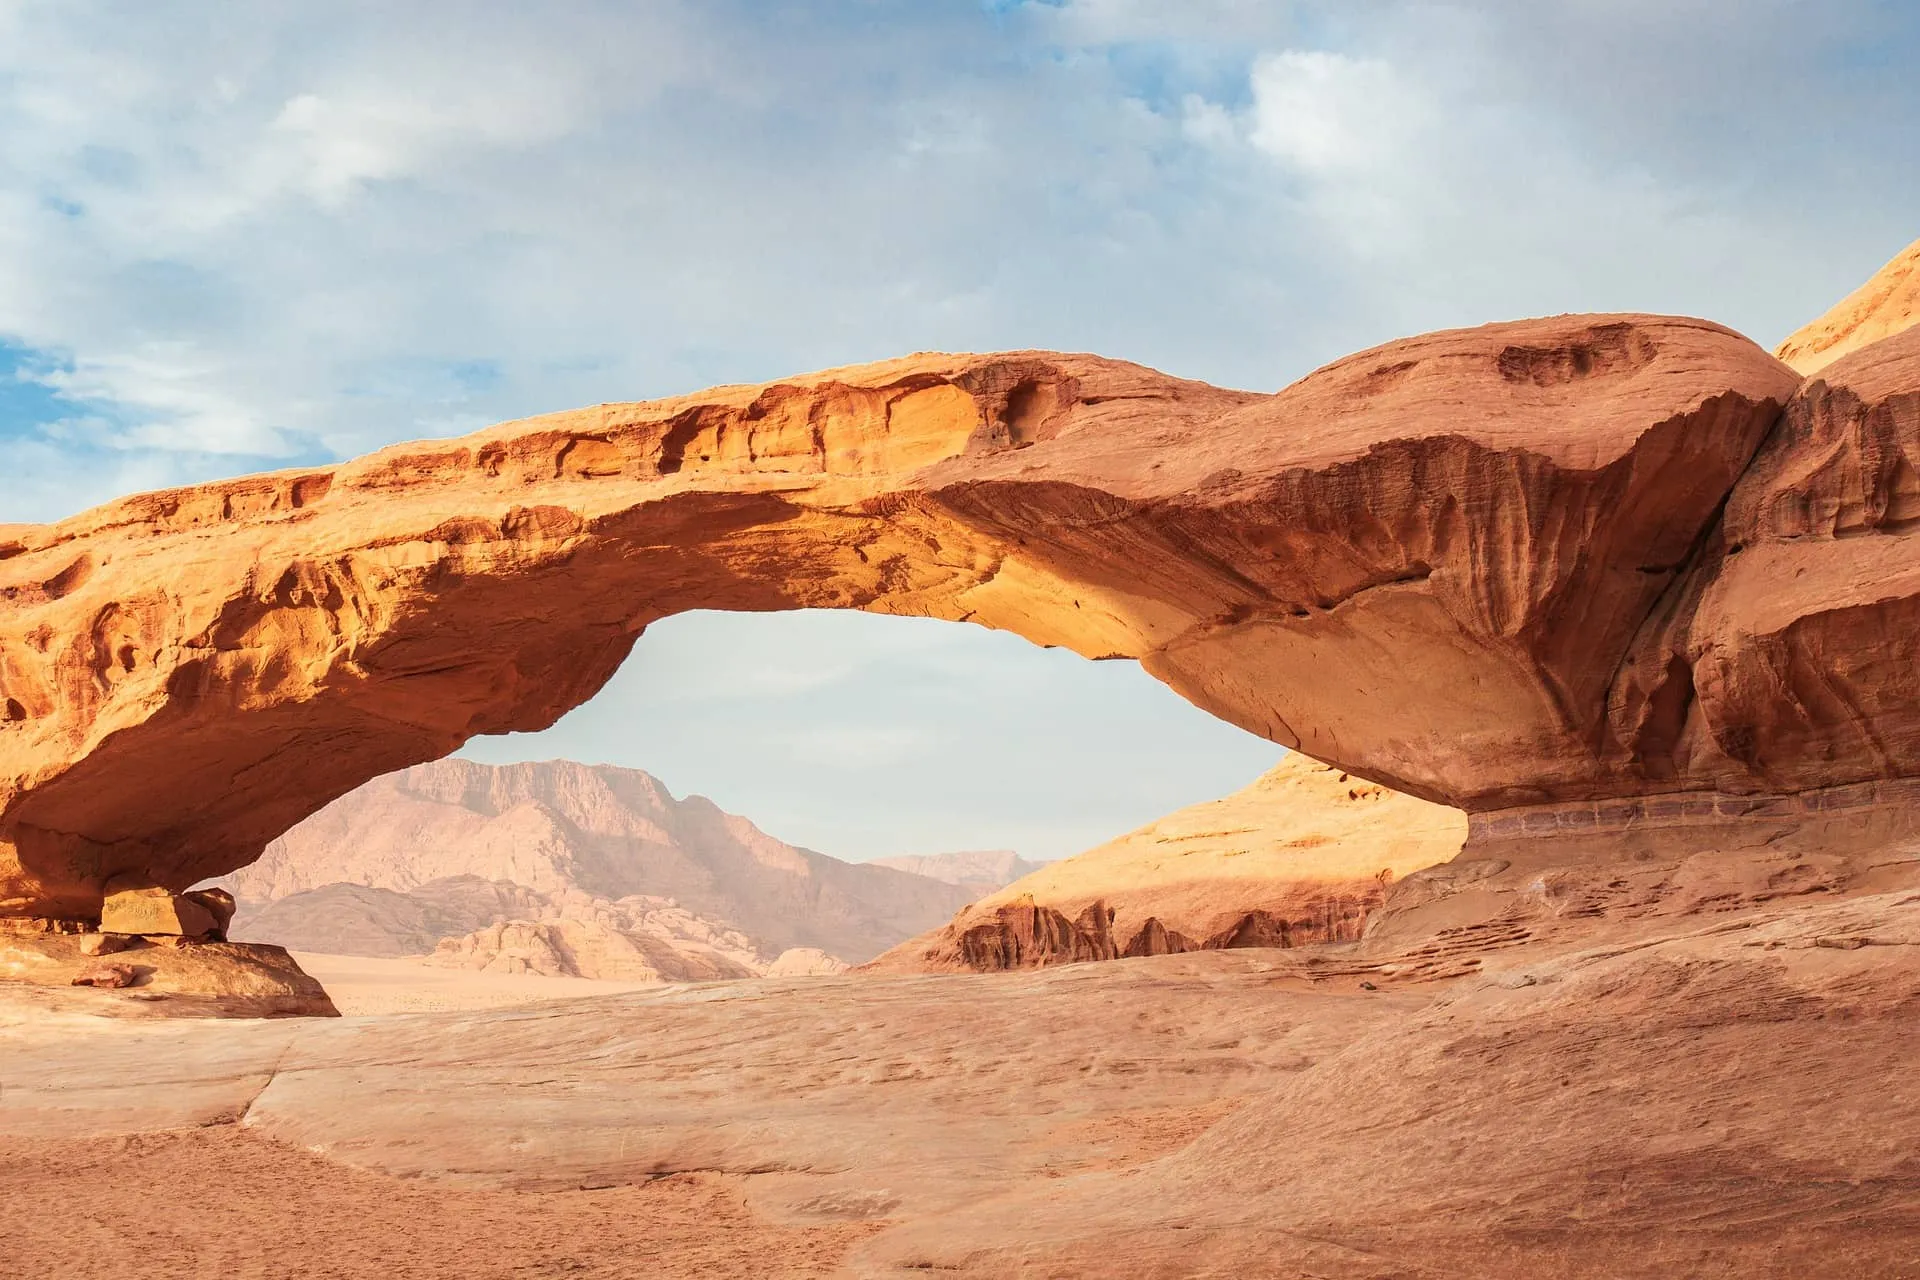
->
[289,950,667,1014]
[4,876,1920,1279]
[0,1126,876,1279]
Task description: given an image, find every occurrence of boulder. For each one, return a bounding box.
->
[99,880,219,939]
[183,887,236,938]
[70,962,136,988]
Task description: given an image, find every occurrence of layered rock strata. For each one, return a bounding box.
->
[6,307,1920,921]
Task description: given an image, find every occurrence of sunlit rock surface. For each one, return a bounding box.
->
[867,753,1466,972]
[1775,236,1920,374]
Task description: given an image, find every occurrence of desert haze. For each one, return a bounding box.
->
[218,757,984,980]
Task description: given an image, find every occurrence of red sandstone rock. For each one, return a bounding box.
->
[70,962,136,988]
[0,316,1808,921]
[75,933,128,957]
[98,880,218,938]
[6,930,337,1016]
[184,887,237,939]
[1610,326,1920,796]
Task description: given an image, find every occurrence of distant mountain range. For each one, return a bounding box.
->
[221,759,1028,976]
[869,850,1048,895]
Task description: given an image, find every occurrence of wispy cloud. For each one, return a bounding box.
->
[3,1,1912,523]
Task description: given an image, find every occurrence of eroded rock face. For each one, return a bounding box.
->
[0,312,1871,921]
[1607,327,1920,798]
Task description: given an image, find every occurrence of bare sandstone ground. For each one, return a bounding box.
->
[288,950,665,1014]
[0,1128,876,1279]
[4,873,1917,1278]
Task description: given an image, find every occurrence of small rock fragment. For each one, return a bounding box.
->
[71,962,137,989]
[1813,935,1871,950]
[77,933,131,957]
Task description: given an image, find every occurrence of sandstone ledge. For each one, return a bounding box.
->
[0,923,337,1017]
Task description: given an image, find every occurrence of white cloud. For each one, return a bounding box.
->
[1246,50,1422,175]
[1,0,1912,526]
[1040,0,1303,46]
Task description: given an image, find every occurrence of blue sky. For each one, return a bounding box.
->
[3,1,1916,859]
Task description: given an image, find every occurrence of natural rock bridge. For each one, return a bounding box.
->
[2,311,1917,922]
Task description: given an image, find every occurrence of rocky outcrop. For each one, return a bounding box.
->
[99,882,225,938]
[220,759,976,963]
[419,889,767,980]
[869,754,1467,972]
[763,947,849,977]
[1775,237,1920,374]
[1,917,336,1016]
[940,897,1372,971]
[1604,325,1920,803]
[229,876,549,957]
[0,316,1815,921]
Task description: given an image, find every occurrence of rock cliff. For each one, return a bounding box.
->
[7,303,1920,922]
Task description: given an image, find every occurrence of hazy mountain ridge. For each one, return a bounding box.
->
[868,850,1048,894]
[224,758,979,971]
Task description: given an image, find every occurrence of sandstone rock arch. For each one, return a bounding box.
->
[4,310,1918,922]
